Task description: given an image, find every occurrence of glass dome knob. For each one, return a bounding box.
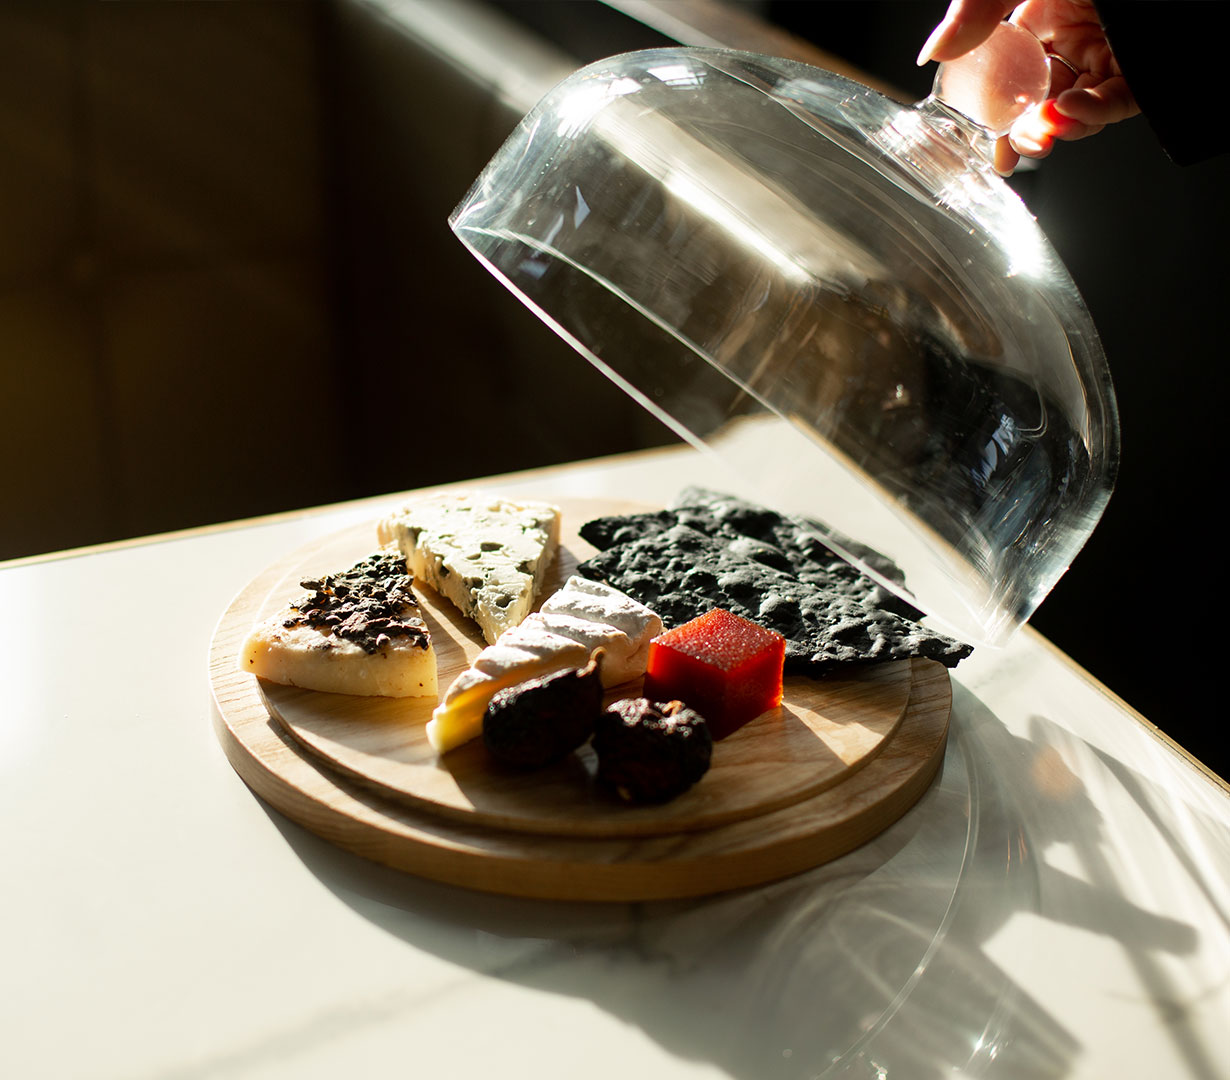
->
[931,21,1051,138]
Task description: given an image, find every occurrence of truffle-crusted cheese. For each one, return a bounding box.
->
[376,494,560,645]
[240,624,437,698]
[238,550,437,698]
[427,576,663,754]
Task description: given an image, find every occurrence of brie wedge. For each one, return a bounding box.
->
[426,576,662,753]
[377,494,560,645]
[539,576,663,685]
[238,550,436,698]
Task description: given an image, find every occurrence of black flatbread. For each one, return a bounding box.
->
[673,486,918,598]
[577,495,972,676]
[581,488,920,619]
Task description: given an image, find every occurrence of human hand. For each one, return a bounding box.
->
[917,0,1140,174]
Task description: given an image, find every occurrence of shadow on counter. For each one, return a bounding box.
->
[243,679,1216,1080]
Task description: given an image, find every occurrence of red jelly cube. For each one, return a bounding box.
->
[643,609,785,739]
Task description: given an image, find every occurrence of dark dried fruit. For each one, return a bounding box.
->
[593,698,712,804]
[483,652,605,768]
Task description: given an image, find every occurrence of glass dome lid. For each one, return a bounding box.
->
[449,28,1119,647]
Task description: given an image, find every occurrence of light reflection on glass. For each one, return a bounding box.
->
[647,62,704,88]
[661,169,811,283]
[878,106,1049,281]
[555,75,641,140]
[937,169,1049,280]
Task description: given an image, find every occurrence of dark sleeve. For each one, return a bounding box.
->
[1096,1,1227,166]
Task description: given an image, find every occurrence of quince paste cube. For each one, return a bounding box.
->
[643,609,785,739]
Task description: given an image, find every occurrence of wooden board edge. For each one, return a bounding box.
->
[209,655,950,902]
[261,661,917,842]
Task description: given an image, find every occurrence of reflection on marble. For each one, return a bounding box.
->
[253,659,1230,1080]
[261,692,1001,1077]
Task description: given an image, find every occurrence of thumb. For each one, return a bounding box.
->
[918,0,1020,65]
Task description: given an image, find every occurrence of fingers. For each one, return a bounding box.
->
[917,0,1019,65]
[1045,53,1081,98]
[1055,77,1140,126]
[992,135,1021,176]
[1004,95,1105,164]
[916,0,1140,174]
[1005,75,1137,162]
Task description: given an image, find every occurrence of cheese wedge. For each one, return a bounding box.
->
[426,576,662,753]
[238,550,436,698]
[427,615,589,752]
[377,494,560,645]
[539,576,663,684]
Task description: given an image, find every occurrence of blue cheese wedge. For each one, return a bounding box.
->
[427,576,662,753]
[376,494,561,645]
[238,550,437,698]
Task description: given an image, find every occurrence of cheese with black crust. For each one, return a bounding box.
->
[239,550,436,698]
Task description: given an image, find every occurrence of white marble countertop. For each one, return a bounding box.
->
[4,446,1228,1080]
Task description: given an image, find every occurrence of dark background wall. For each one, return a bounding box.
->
[2,0,1224,773]
[0,1,349,548]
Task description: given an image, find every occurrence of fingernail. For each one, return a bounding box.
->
[1052,89,1083,117]
[1040,100,1080,135]
[993,137,1018,176]
[916,22,949,66]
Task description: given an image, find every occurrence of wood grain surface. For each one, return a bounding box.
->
[209,493,952,900]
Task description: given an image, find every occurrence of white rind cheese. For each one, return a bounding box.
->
[426,616,588,753]
[538,577,662,684]
[426,576,662,754]
[238,550,437,699]
[376,494,560,645]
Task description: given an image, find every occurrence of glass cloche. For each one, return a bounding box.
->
[449,25,1119,647]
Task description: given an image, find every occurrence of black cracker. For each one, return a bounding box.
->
[577,494,972,676]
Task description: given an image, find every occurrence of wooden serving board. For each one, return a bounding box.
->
[209,494,952,900]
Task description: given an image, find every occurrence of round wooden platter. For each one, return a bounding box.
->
[209,494,952,901]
